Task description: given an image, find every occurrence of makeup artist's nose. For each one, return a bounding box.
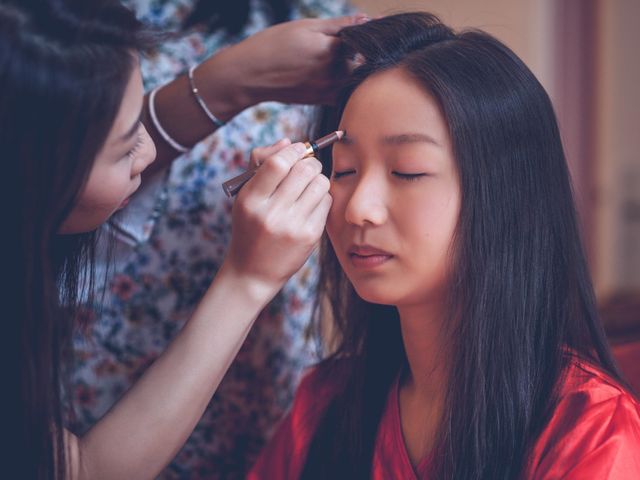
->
[344,174,388,227]
[132,126,157,177]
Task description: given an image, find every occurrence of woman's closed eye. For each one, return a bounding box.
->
[332,170,429,181]
[332,169,356,180]
[392,171,428,181]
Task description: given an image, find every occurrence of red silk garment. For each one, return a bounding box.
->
[248,360,640,479]
[525,361,640,479]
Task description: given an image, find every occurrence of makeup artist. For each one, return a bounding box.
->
[65,0,364,478]
[5,0,347,478]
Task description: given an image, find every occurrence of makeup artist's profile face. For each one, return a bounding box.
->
[326,67,460,307]
[59,62,156,234]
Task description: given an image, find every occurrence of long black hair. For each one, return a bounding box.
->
[1,1,155,478]
[303,12,626,479]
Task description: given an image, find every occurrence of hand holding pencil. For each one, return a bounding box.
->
[224,135,340,297]
[222,131,344,197]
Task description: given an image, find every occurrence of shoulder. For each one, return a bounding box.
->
[290,357,353,420]
[248,358,352,479]
[527,359,640,479]
[558,360,640,427]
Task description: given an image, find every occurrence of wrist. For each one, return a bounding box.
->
[198,46,258,120]
[214,260,281,310]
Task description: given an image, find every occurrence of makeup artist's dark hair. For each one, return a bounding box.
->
[303,12,627,480]
[182,0,292,34]
[1,0,155,478]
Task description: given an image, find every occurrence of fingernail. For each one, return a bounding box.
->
[354,13,370,24]
[269,139,283,148]
[293,142,308,155]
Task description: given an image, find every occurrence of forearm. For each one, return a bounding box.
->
[142,45,254,177]
[76,262,273,480]
[140,14,364,179]
[71,139,331,479]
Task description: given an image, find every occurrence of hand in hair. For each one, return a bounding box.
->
[145,15,368,175]
[211,15,369,107]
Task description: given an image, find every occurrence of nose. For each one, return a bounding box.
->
[343,172,388,227]
[132,125,157,178]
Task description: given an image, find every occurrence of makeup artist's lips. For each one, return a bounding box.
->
[119,178,142,209]
[348,245,394,269]
[118,190,137,209]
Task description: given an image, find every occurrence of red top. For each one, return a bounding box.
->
[248,358,640,479]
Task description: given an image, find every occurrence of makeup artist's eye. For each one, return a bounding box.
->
[124,128,144,161]
[332,169,356,180]
[392,172,427,181]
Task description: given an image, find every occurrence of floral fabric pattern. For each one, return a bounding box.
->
[67,0,352,478]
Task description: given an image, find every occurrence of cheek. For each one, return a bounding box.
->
[78,179,124,210]
[410,188,460,270]
[59,183,122,234]
[80,173,128,209]
[414,181,459,229]
[65,163,133,230]
[418,200,456,243]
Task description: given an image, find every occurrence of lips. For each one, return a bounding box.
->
[119,178,142,209]
[348,244,394,268]
[118,195,132,209]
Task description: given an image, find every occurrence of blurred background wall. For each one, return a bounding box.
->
[350,0,640,384]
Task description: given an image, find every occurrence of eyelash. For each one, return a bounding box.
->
[393,172,427,181]
[332,170,426,182]
[125,128,144,160]
[332,170,355,179]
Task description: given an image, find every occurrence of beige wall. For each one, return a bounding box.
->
[595,0,640,297]
[350,0,555,94]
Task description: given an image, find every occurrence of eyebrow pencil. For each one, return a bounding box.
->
[222,130,344,198]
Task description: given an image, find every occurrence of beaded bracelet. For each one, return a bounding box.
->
[188,65,225,128]
[148,86,189,154]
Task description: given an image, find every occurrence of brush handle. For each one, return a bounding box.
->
[222,168,258,197]
[221,131,348,198]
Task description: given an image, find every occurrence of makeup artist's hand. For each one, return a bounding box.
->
[198,14,369,110]
[144,15,369,173]
[225,140,331,301]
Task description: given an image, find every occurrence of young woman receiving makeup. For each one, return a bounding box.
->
[3,1,330,478]
[249,13,640,480]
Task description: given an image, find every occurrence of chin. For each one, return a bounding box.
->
[58,218,105,235]
[351,282,399,306]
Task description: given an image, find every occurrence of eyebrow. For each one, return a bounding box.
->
[341,132,441,147]
[119,108,143,143]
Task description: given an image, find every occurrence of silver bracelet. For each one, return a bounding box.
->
[148,86,189,153]
[188,64,225,128]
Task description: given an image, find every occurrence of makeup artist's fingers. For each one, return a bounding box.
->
[304,192,333,241]
[249,138,291,169]
[228,169,328,293]
[243,143,308,199]
[270,157,323,205]
[294,172,331,219]
[315,14,370,35]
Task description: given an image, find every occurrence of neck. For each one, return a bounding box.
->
[397,301,448,404]
[396,300,449,465]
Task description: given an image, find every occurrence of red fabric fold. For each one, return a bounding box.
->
[249,360,640,479]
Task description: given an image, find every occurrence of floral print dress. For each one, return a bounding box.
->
[66,0,352,478]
